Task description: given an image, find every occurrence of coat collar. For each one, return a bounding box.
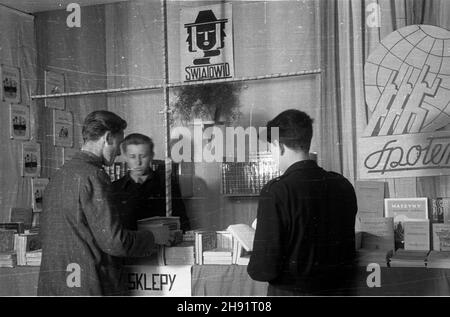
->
[119,169,157,190]
[73,150,104,168]
[283,159,318,176]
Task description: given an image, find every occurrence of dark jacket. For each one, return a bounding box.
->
[38,151,155,296]
[111,170,190,232]
[247,160,357,295]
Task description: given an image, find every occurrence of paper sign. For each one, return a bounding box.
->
[125,265,192,296]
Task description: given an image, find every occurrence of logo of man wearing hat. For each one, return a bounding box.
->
[185,9,228,65]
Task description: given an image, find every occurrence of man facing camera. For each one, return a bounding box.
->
[112,133,190,232]
[247,109,357,296]
[38,111,170,296]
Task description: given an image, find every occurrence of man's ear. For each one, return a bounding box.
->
[104,131,113,145]
[279,143,285,156]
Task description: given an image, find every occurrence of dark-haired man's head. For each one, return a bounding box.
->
[81,110,127,166]
[122,133,154,178]
[266,109,313,172]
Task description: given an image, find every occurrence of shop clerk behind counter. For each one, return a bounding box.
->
[111,133,190,232]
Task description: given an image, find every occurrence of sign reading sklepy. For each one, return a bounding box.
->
[360,25,450,179]
[125,265,192,296]
[180,3,234,82]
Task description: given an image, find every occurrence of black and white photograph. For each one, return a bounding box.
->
[0,0,449,303]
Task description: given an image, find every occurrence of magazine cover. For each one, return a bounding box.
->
[385,198,428,250]
[21,142,41,177]
[1,65,21,103]
[9,104,30,140]
[53,109,74,147]
[31,178,49,212]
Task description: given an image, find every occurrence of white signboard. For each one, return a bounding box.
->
[125,265,192,296]
[360,25,450,179]
[180,3,234,82]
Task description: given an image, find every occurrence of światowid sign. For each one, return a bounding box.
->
[180,3,234,82]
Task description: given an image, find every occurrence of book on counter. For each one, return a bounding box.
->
[15,232,41,266]
[355,248,392,267]
[0,222,25,234]
[0,252,17,268]
[0,229,16,253]
[384,198,428,249]
[359,217,395,252]
[430,198,450,223]
[389,249,429,268]
[137,216,180,231]
[164,241,195,265]
[426,251,450,269]
[194,230,217,265]
[432,223,450,251]
[227,224,255,252]
[404,220,430,251]
[10,207,33,230]
[203,248,233,265]
[355,181,385,218]
[25,249,42,266]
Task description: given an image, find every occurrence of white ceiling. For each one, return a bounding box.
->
[0,0,128,14]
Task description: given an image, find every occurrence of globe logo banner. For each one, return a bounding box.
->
[359,25,450,179]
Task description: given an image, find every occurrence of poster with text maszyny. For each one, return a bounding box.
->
[53,109,74,147]
[9,104,30,140]
[180,3,234,83]
[31,178,49,212]
[125,265,192,296]
[1,65,21,103]
[44,70,65,110]
[21,142,41,177]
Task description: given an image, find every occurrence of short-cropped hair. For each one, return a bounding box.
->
[266,109,313,152]
[121,133,154,154]
[82,111,127,142]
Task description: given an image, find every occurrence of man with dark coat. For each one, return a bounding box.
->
[38,111,170,296]
[247,109,358,296]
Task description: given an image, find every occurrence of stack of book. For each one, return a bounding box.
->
[426,251,450,269]
[0,229,16,253]
[15,232,41,266]
[194,230,217,265]
[355,249,392,267]
[0,252,16,268]
[182,230,196,242]
[203,248,233,265]
[25,249,42,266]
[104,162,127,182]
[227,224,255,265]
[137,216,183,246]
[164,241,195,265]
[389,249,429,267]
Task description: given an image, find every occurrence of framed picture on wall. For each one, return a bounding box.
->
[21,142,41,177]
[9,104,30,140]
[44,70,65,110]
[31,178,49,212]
[53,109,74,147]
[1,64,21,103]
